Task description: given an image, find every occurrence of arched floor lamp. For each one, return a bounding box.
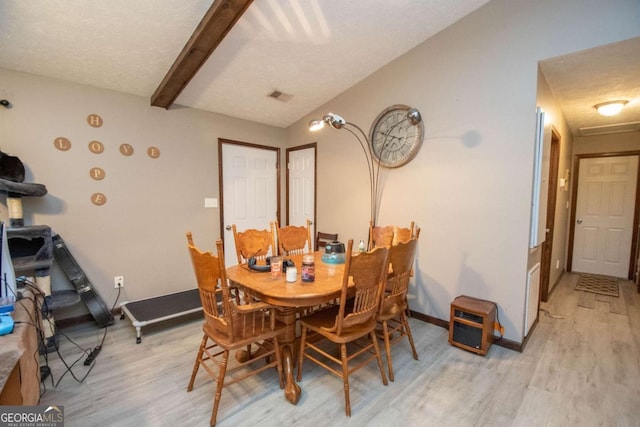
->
[308,109,421,227]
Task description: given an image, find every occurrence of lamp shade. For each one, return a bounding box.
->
[308,119,325,131]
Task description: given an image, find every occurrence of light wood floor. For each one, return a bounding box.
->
[40,273,640,426]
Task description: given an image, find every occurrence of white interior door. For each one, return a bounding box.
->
[221,143,278,267]
[572,155,638,278]
[287,146,315,250]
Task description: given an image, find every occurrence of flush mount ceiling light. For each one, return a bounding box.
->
[594,100,628,116]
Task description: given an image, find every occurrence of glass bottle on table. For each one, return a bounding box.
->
[302,254,315,282]
[270,256,282,278]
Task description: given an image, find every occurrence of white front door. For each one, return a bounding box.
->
[287,145,315,250]
[572,155,638,278]
[221,142,278,267]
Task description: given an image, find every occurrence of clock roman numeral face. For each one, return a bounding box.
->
[370,105,423,168]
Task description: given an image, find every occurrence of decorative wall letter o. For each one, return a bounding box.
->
[89,141,105,154]
[119,143,134,156]
[87,114,103,128]
[54,137,72,151]
[91,193,107,206]
[89,167,106,180]
[147,146,161,159]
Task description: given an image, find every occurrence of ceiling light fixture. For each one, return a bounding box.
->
[594,100,628,117]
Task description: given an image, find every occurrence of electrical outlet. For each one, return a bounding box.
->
[114,276,124,288]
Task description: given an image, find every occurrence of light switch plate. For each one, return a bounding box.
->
[204,198,218,208]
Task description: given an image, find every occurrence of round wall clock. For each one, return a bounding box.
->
[369,104,423,168]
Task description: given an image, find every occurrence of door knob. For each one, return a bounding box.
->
[225,225,232,230]
[577,218,582,224]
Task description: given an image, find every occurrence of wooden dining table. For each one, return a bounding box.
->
[225,251,346,405]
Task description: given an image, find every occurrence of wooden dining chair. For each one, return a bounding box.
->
[377,237,419,381]
[275,219,312,256]
[315,230,338,251]
[368,220,394,249]
[392,221,415,245]
[296,239,389,416]
[231,223,276,265]
[396,224,420,311]
[185,233,285,426]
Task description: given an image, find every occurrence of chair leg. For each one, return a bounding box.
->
[370,331,388,386]
[210,349,229,427]
[381,320,394,382]
[340,343,351,417]
[296,326,307,382]
[401,312,419,360]
[188,334,207,391]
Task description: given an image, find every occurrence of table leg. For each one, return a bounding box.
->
[282,344,300,404]
[278,307,300,405]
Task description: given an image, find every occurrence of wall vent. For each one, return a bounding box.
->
[579,121,640,137]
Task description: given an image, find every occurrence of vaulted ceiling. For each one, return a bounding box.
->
[0,1,637,134]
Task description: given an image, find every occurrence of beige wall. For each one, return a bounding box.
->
[285,0,640,341]
[0,68,285,318]
[573,132,640,155]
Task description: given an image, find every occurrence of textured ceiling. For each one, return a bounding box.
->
[0,1,214,100]
[0,1,637,133]
[539,37,640,137]
[0,0,490,128]
[174,0,492,127]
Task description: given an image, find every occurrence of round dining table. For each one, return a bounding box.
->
[225,251,346,405]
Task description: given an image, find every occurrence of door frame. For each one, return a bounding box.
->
[567,150,640,280]
[218,138,281,244]
[539,128,561,302]
[285,142,317,226]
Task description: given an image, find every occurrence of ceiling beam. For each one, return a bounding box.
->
[151,0,254,109]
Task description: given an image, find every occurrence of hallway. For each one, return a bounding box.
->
[519,273,640,425]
